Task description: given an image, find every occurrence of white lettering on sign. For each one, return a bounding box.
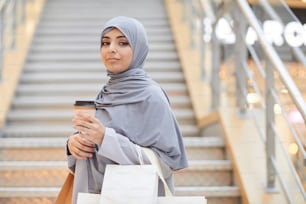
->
[284,22,306,47]
[203,18,306,47]
[215,18,236,44]
[263,20,284,47]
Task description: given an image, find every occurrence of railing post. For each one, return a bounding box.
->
[232,6,249,115]
[190,0,197,49]
[265,59,277,192]
[210,21,220,110]
[199,6,206,80]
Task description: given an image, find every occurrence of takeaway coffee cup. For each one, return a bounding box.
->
[73,100,96,117]
[73,100,97,151]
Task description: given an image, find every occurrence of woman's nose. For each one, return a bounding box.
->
[109,43,117,53]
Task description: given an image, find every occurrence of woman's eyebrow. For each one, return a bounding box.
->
[102,35,126,39]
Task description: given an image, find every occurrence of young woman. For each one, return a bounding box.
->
[66,16,188,204]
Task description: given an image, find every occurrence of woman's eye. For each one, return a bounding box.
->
[101,42,110,46]
[119,41,129,46]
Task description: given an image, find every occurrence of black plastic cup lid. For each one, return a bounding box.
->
[74,100,95,106]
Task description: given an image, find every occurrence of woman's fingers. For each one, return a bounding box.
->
[74,113,95,123]
[68,134,95,160]
[69,114,99,160]
[72,116,105,146]
[72,114,96,134]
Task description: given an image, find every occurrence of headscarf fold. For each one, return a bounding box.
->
[95,16,187,170]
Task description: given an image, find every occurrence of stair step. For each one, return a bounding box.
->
[2,124,199,137]
[42,6,167,14]
[0,134,222,145]
[23,61,181,72]
[0,185,241,198]
[6,111,194,124]
[0,137,67,162]
[0,161,62,188]
[43,2,165,10]
[0,136,223,161]
[0,137,66,148]
[0,187,59,197]
[0,161,66,171]
[35,27,172,36]
[187,160,231,171]
[32,35,174,45]
[20,72,184,83]
[40,11,168,19]
[0,146,225,162]
[16,84,102,96]
[2,125,74,137]
[11,95,192,110]
[6,108,195,125]
[0,160,232,187]
[184,137,225,160]
[26,52,178,62]
[0,148,66,162]
[174,160,233,186]
[183,137,224,147]
[0,160,231,171]
[29,43,175,52]
[0,171,67,187]
[0,137,222,148]
[16,83,188,96]
[175,185,241,197]
[38,18,169,28]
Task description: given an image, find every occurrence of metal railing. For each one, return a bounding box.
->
[180,0,306,203]
[0,0,27,83]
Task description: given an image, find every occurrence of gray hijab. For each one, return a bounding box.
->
[95,16,188,170]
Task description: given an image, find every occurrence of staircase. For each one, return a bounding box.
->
[0,0,241,203]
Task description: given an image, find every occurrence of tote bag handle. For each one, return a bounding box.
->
[142,147,173,197]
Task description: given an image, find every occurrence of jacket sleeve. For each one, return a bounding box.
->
[97,127,149,165]
[66,144,76,172]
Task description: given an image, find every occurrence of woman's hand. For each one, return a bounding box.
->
[72,113,106,146]
[67,134,96,160]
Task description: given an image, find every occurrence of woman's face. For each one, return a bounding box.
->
[100,28,133,74]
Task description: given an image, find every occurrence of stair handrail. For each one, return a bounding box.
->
[249,0,306,194]
[179,0,306,202]
[229,0,306,201]
[235,1,306,201]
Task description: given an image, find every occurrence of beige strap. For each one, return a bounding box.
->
[142,147,173,197]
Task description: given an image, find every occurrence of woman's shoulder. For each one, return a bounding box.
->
[145,83,170,104]
[145,83,164,96]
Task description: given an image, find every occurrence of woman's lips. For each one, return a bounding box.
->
[107,57,119,62]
